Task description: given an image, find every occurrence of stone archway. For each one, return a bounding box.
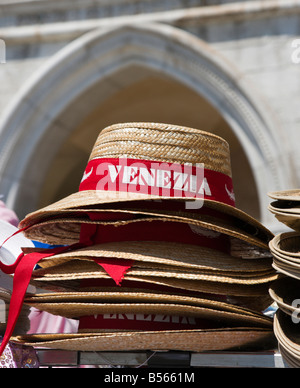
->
[0,22,289,227]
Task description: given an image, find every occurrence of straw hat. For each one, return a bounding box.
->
[28,253,275,312]
[269,232,300,258]
[269,276,300,317]
[31,256,277,286]
[269,232,300,279]
[17,298,274,352]
[268,190,300,231]
[24,283,272,312]
[23,288,274,324]
[29,270,272,299]
[273,310,300,368]
[35,239,274,274]
[21,214,272,260]
[19,123,273,250]
[269,190,300,202]
[12,326,276,353]
[2,123,276,357]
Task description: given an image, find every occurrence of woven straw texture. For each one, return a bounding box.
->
[13,327,275,353]
[273,310,300,368]
[269,277,300,317]
[90,122,232,176]
[24,289,273,325]
[21,214,272,253]
[31,259,277,285]
[36,240,273,272]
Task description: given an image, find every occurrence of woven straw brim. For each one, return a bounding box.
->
[31,259,278,285]
[36,240,274,272]
[268,206,300,231]
[20,195,273,247]
[273,310,300,367]
[269,190,300,202]
[269,232,300,258]
[24,289,272,313]
[269,235,300,274]
[269,277,300,317]
[20,214,272,256]
[23,301,272,328]
[270,250,300,266]
[12,327,275,353]
[24,291,273,325]
[269,201,300,215]
[278,344,300,368]
[270,247,300,266]
[268,190,300,231]
[272,259,300,280]
[29,272,272,299]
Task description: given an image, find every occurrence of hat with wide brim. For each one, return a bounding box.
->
[21,214,272,261]
[36,239,273,273]
[268,201,300,216]
[29,256,276,313]
[31,257,277,286]
[12,327,276,353]
[269,232,300,259]
[272,261,300,281]
[29,269,273,300]
[268,205,300,231]
[23,289,273,325]
[273,310,300,368]
[268,190,300,231]
[31,238,276,302]
[269,233,300,279]
[24,284,272,313]
[269,190,300,202]
[269,276,300,317]
[19,201,272,250]
[19,123,273,249]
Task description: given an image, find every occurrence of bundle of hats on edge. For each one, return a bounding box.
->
[0,122,278,355]
[268,190,300,367]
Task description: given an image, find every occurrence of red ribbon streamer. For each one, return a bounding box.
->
[0,245,79,356]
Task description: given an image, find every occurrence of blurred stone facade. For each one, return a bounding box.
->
[0,0,299,232]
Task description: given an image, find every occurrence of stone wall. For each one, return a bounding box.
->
[0,0,299,231]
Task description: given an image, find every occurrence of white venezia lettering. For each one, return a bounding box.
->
[102,314,196,324]
[105,163,210,196]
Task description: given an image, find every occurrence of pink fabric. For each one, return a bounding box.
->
[28,308,78,334]
[0,201,19,228]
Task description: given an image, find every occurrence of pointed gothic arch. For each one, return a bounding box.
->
[0,22,289,227]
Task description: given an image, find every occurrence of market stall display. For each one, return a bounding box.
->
[0,123,278,361]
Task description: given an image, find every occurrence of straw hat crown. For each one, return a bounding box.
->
[89,122,232,177]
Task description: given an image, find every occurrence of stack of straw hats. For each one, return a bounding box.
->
[8,123,278,353]
[0,220,34,337]
[268,190,300,367]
